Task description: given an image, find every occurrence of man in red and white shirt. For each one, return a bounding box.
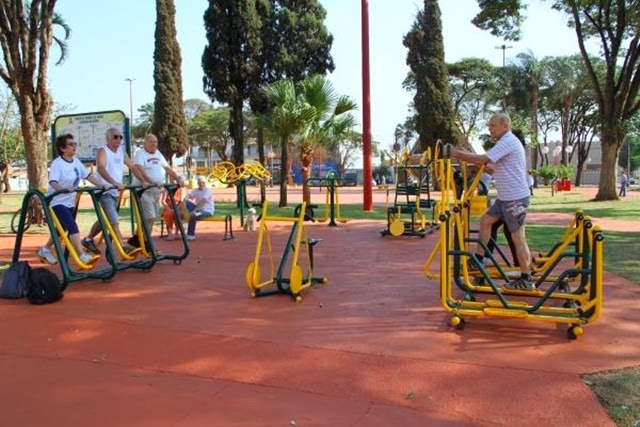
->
[131,133,183,245]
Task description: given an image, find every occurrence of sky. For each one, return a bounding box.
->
[47,0,584,160]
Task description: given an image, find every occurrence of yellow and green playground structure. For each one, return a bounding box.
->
[424,147,603,339]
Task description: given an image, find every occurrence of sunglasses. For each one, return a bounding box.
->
[113,135,124,140]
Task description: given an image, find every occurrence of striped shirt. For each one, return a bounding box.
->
[486,131,529,201]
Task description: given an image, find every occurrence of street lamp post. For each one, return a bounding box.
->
[495,44,513,67]
[125,78,135,145]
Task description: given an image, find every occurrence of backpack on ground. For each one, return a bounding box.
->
[0,261,31,299]
[26,267,63,305]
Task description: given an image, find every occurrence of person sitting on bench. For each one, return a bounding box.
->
[184,176,215,241]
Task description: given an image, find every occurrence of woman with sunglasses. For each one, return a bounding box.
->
[37,133,106,265]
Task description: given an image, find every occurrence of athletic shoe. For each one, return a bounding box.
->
[82,238,101,255]
[504,277,535,291]
[187,235,196,241]
[79,252,95,264]
[122,243,136,254]
[37,247,57,265]
[127,235,140,248]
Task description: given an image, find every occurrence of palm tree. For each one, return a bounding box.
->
[261,80,314,207]
[297,76,357,204]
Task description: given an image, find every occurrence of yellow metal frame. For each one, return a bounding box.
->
[430,155,603,339]
[245,201,324,302]
[47,197,100,271]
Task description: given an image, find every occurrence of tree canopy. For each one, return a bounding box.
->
[0,0,69,188]
[473,0,640,199]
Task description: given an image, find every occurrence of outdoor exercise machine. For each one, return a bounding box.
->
[131,184,190,264]
[11,187,125,289]
[381,148,438,237]
[429,153,603,339]
[245,201,326,302]
[306,171,350,226]
[208,160,271,232]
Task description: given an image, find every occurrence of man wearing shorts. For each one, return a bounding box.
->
[447,113,533,290]
[129,133,183,247]
[82,127,148,255]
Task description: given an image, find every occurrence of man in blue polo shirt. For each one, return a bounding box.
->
[446,113,533,290]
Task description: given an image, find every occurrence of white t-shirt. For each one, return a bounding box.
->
[94,145,125,197]
[47,156,91,208]
[133,148,168,185]
[486,131,530,201]
[188,187,215,214]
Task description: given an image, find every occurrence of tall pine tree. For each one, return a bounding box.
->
[202,0,264,165]
[403,0,458,152]
[153,0,189,160]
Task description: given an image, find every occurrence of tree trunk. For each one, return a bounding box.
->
[279,137,288,207]
[300,145,313,204]
[17,98,49,190]
[257,125,266,205]
[595,141,621,200]
[575,162,583,186]
[230,100,244,165]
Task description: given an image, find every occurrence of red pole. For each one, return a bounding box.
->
[361,0,373,211]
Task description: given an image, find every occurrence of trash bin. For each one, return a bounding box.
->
[555,180,563,192]
[563,178,571,191]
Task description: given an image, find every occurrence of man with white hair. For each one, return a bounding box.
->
[184,176,215,240]
[446,113,533,290]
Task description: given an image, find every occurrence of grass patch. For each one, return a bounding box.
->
[529,187,640,220]
[496,225,639,285]
[584,367,640,427]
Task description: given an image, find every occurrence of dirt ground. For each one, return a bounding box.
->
[1,185,638,426]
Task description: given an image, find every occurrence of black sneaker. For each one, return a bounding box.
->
[504,277,535,291]
[127,235,140,248]
[81,238,101,255]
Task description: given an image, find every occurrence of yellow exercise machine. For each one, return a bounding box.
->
[430,154,603,339]
[245,201,326,302]
[381,146,438,237]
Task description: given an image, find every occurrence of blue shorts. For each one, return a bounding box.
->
[486,197,530,233]
[52,205,79,235]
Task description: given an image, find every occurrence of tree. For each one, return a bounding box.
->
[505,51,546,170]
[203,0,263,165]
[261,79,314,206]
[0,1,70,189]
[297,75,357,204]
[403,0,458,152]
[188,108,234,163]
[473,0,640,200]
[447,58,499,143]
[153,0,189,162]
[329,130,362,178]
[250,0,335,203]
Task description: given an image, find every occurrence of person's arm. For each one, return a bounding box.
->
[124,154,149,187]
[164,165,183,186]
[96,148,123,190]
[449,145,491,165]
[48,161,67,191]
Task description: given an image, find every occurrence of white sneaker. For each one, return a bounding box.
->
[79,252,95,264]
[37,247,57,265]
[187,235,196,241]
